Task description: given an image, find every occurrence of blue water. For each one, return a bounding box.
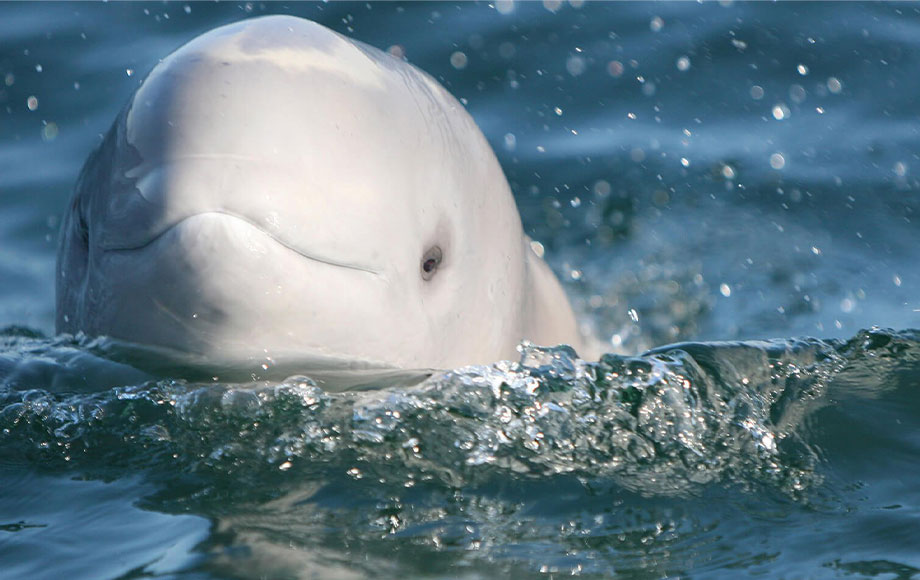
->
[2,2,920,578]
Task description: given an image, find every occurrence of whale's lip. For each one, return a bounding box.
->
[100,210,382,276]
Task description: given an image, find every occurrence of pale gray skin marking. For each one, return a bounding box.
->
[56,16,584,378]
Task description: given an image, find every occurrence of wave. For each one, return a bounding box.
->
[3,327,918,501]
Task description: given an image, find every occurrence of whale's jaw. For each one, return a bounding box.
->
[60,211,398,373]
[88,334,433,392]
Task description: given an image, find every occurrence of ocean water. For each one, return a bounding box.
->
[2,2,920,578]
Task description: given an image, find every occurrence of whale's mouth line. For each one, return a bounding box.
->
[101,211,382,276]
[90,333,434,391]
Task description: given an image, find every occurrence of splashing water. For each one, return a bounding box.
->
[4,328,920,576]
[4,328,910,495]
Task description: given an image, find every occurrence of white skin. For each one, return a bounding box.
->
[56,15,582,375]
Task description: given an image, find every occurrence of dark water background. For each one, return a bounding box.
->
[2,2,920,578]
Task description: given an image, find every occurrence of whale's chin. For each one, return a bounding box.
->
[82,211,426,390]
[63,211,404,375]
[88,334,434,391]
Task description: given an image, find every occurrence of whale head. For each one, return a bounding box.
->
[56,15,579,381]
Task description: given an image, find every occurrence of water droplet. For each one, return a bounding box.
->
[789,84,806,104]
[542,0,563,12]
[827,77,842,94]
[676,56,690,71]
[769,153,785,170]
[680,157,690,167]
[41,122,58,142]
[495,0,515,15]
[450,51,468,70]
[498,41,516,60]
[503,132,516,151]
[529,240,545,258]
[593,179,611,197]
[628,308,639,322]
[565,55,586,77]
[35,64,42,73]
[750,85,764,100]
[894,161,908,177]
[720,283,731,297]
[721,164,736,180]
[26,95,38,111]
[772,103,790,120]
[797,64,809,75]
[607,60,624,77]
[126,68,134,77]
[649,16,664,32]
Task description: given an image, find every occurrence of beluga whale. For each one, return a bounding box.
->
[56,15,584,386]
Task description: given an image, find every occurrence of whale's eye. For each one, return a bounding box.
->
[421,246,442,281]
